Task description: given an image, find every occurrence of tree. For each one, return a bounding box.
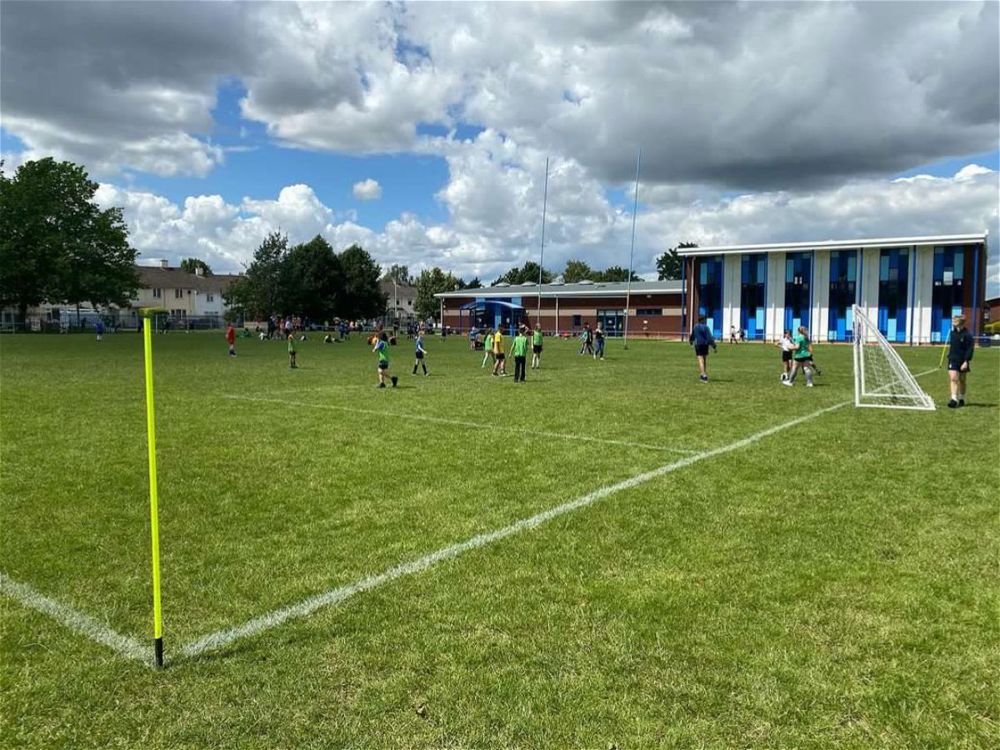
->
[337,244,385,319]
[0,157,138,321]
[283,236,343,321]
[596,265,641,282]
[225,232,289,319]
[180,258,213,276]
[563,259,596,283]
[383,264,412,285]
[493,261,554,286]
[656,242,697,280]
[415,267,462,320]
[464,276,482,289]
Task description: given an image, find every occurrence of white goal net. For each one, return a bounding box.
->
[852,305,934,410]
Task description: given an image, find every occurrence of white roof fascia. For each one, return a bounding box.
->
[434,284,682,300]
[677,233,988,257]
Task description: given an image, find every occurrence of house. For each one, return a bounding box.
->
[380,279,417,325]
[130,261,241,328]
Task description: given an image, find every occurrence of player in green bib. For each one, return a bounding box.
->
[782,326,814,387]
[531,326,543,369]
[373,331,397,388]
[511,326,530,381]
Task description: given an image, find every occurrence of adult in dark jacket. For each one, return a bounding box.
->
[688,316,718,382]
[946,314,975,408]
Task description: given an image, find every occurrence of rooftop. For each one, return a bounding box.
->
[677,232,988,257]
[435,280,681,299]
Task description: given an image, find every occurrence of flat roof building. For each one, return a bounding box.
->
[677,233,988,343]
[436,232,988,344]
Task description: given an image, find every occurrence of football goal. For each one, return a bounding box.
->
[852,305,935,410]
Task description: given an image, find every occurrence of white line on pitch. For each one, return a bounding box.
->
[222,394,699,454]
[0,572,151,667]
[181,400,848,659]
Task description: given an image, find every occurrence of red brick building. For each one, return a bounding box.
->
[435,280,683,338]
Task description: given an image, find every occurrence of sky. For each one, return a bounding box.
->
[2,1,998,295]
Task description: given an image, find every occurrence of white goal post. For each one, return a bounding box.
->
[852,305,935,410]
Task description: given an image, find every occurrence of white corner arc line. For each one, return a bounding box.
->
[181,400,849,659]
[0,572,151,666]
[221,394,698,454]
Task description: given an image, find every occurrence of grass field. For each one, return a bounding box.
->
[1,330,997,749]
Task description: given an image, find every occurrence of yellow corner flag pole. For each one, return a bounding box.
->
[938,327,951,369]
[141,308,166,668]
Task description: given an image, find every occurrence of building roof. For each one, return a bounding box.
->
[677,232,989,257]
[135,266,242,293]
[435,280,682,300]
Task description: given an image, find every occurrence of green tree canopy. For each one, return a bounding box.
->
[493,261,554,286]
[0,157,137,319]
[563,259,596,283]
[595,265,642,282]
[656,242,697,280]
[337,244,385,319]
[284,236,343,321]
[225,232,289,319]
[415,267,462,320]
[180,258,213,276]
[383,264,412,285]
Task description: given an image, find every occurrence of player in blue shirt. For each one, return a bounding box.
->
[688,316,717,382]
[412,331,428,376]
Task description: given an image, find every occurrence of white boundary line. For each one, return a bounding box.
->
[3,370,940,664]
[0,572,151,667]
[222,394,699,454]
[181,400,848,659]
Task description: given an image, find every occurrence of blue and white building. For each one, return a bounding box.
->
[678,233,989,343]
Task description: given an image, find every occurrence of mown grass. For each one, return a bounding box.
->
[1,330,997,748]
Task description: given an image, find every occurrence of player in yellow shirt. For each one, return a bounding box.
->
[492,328,506,376]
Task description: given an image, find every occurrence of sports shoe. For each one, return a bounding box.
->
[699,374,708,383]
[957,399,965,407]
[391,376,398,387]
[780,373,787,382]
[806,383,814,387]
[782,380,794,387]
[378,382,386,389]
[947,399,957,408]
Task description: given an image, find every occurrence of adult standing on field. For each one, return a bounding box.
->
[946,314,974,408]
[688,315,717,382]
[511,325,529,382]
[783,326,815,387]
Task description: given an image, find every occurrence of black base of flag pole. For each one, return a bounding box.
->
[154,637,164,668]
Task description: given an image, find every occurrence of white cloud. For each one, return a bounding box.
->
[4,1,996,187]
[352,179,382,201]
[95,164,998,297]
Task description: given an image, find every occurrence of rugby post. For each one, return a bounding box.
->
[140,307,167,667]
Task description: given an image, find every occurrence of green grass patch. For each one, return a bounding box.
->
[2,332,997,748]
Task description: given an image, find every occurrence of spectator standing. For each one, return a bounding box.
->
[511,326,529,382]
[946,314,975,408]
